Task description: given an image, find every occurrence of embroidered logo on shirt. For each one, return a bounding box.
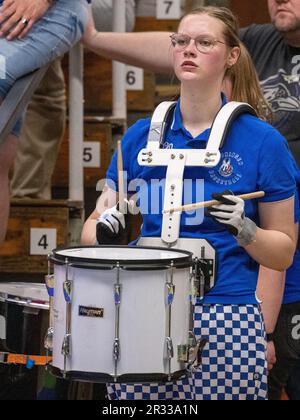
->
[209,152,243,186]
[218,159,234,178]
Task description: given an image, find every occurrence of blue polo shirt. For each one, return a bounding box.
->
[285,250,300,304]
[106,98,296,305]
[284,160,300,305]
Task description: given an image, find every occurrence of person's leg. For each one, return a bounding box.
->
[10,59,66,200]
[0,130,18,244]
[268,302,300,400]
[0,0,89,241]
[286,359,300,400]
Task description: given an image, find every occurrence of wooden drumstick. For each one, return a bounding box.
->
[117,140,126,213]
[163,191,265,214]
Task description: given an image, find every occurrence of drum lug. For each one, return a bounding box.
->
[165,337,174,360]
[165,337,174,381]
[61,333,71,357]
[61,333,71,376]
[113,338,120,362]
[44,327,54,351]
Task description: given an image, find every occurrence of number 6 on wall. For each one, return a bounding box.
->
[125,66,144,91]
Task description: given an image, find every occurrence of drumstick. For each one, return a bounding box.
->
[117,140,126,213]
[164,191,265,214]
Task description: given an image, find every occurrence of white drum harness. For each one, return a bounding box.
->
[137,101,257,298]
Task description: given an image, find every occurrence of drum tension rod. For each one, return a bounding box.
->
[44,253,55,364]
[113,262,122,382]
[62,258,72,378]
[165,261,175,381]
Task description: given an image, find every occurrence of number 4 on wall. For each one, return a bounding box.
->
[30,228,57,256]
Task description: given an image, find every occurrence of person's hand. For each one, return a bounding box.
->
[267,340,277,372]
[207,190,245,236]
[0,0,51,40]
[96,199,134,245]
[81,8,98,48]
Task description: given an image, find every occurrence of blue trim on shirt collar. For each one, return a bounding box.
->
[170,93,228,141]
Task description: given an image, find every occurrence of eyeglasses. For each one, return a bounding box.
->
[170,33,226,54]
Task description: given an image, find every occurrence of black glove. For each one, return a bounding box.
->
[96,200,131,245]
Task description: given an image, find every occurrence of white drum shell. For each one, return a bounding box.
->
[52,253,191,379]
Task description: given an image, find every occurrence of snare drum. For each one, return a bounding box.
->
[0,283,49,355]
[49,246,193,383]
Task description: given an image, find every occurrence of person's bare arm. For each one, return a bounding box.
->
[245,197,296,271]
[256,223,298,371]
[257,223,298,331]
[81,185,118,245]
[81,9,173,73]
[257,268,286,333]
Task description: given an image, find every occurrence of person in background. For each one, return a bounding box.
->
[240,0,300,400]
[0,0,90,246]
[10,0,137,201]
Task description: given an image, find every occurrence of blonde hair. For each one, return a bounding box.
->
[180,6,272,121]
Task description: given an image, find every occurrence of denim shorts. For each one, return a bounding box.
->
[0,0,89,136]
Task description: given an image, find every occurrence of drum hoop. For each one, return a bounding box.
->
[49,365,187,384]
[50,245,193,270]
[0,294,49,310]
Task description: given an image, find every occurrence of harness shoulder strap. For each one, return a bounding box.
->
[146,100,257,152]
[207,102,257,151]
[147,101,177,150]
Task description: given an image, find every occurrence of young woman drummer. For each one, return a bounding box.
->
[81,7,296,400]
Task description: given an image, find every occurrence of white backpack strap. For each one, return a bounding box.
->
[147,101,177,150]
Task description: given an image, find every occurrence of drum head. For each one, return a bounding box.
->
[51,246,193,270]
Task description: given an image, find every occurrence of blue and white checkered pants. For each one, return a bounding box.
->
[107,305,268,400]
